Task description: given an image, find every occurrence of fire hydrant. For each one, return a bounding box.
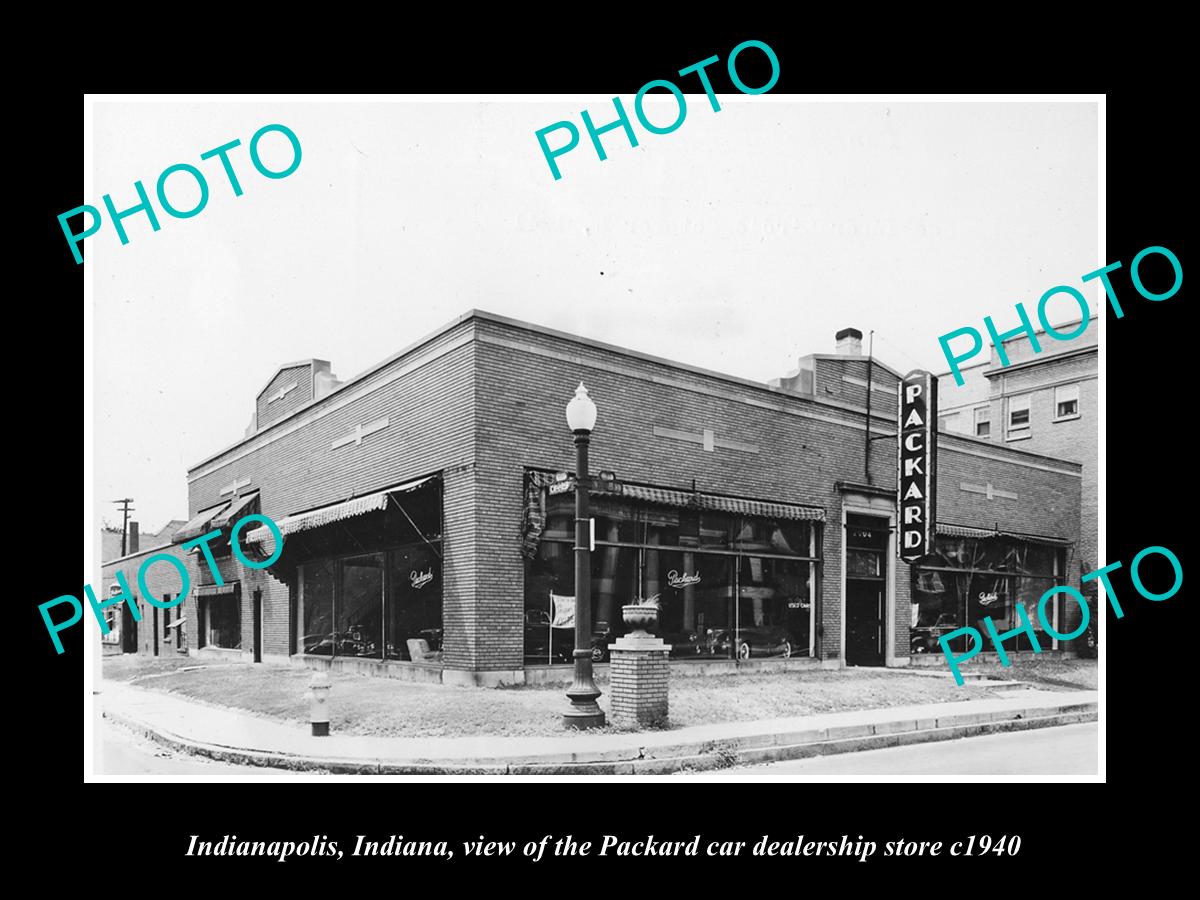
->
[304,672,332,736]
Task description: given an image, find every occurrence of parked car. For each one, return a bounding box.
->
[660,631,706,658]
[910,613,958,655]
[705,626,794,659]
[300,627,377,657]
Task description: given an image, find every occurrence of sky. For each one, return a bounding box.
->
[92,99,1098,532]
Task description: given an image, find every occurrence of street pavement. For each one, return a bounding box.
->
[720,723,1098,776]
[98,720,301,778]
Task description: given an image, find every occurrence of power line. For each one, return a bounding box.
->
[112,498,135,556]
[872,332,930,371]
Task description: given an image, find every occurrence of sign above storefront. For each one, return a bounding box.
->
[897,370,938,562]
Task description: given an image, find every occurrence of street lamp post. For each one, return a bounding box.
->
[564,383,606,730]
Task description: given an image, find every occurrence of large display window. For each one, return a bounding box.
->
[524,489,820,663]
[910,534,1065,655]
[293,479,443,662]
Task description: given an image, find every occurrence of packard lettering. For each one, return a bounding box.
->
[410,569,434,589]
[667,570,701,589]
[978,591,1001,606]
[897,370,938,562]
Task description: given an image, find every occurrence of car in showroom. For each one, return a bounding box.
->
[704,625,795,659]
[910,612,959,655]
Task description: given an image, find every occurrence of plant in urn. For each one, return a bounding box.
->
[622,594,661,638]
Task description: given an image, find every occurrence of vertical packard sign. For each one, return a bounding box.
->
[898,370,937,561]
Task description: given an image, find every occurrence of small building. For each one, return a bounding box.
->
[101,311,1087,681]
[99,518,186,652]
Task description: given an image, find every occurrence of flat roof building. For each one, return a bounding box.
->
[102,311,1086,683]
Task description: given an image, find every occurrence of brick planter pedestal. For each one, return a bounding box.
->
[609,634,672,728]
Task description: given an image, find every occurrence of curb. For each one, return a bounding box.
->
[103,699,1097,775]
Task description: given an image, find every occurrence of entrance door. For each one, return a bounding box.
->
[121,602,138,653]
[253,590,263,663]
[845,513,889,666]
[845,581,884,665]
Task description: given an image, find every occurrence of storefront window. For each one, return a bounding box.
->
[525,492,819,663]
[206,592,242,650]
[736,556,812,658]
[523,541,587,664]
[299,546,443,661]
[911,535,1064,655]
[291,479,444,662]
[338,554,384,659]
[387,545,442,661]
[299,561,335,655]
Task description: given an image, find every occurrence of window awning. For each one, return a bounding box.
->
[174,502,231,543]
[697,494,825,522]
[621,483,824,521]
[937,523,994,539]
[620,484,695,507]
[213,491,260,529]
[165,616,188,629]
[936,522,1070,545]
[244,476,435,547]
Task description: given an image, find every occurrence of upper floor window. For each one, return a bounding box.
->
[1007,395,1031,440]
[974,407,991,438]
[1055,384,1080,421]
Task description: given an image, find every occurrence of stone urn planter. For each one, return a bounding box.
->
[622,599,660,638]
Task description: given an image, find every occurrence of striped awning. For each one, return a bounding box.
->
[936,522,1070,545]
[173,502,231,543]
[244,475,435,547]
[698,494,826,522]
[620,484,696,507]
[936,523,995,539]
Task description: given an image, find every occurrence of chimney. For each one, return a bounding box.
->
[835,327,863,356]
[128,521,140,554]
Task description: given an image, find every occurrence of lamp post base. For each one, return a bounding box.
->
[564,650,606,729]
[563,704,607,730]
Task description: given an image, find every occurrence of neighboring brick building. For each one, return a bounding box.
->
[936,313,1098,634]
[99,518,185,651]
[102,311,1085,682]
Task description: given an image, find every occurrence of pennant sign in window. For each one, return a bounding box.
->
[898,370,938,562]
[550,593,576,628]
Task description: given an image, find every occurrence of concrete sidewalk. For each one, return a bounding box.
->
[100,680,1097,775]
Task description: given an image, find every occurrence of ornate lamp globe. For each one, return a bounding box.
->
[565,383,598,433]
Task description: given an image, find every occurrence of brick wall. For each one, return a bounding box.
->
[256,363,315,430]
[609,648,669,727]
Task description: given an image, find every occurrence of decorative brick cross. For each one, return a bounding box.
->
[959,481,1018,501]
[653,425,759,454]
[267,382,298,404]
[219,476,252,496]
[331,417,390,450]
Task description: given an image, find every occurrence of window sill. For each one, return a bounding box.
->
[1053,414,1081,423]
[1005,432,1032,443]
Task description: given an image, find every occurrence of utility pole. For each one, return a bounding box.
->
[112,498,134,556]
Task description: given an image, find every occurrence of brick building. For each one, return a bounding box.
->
[99,519,185,652]
[936,313,1098,632]
[101,311,1086,683]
